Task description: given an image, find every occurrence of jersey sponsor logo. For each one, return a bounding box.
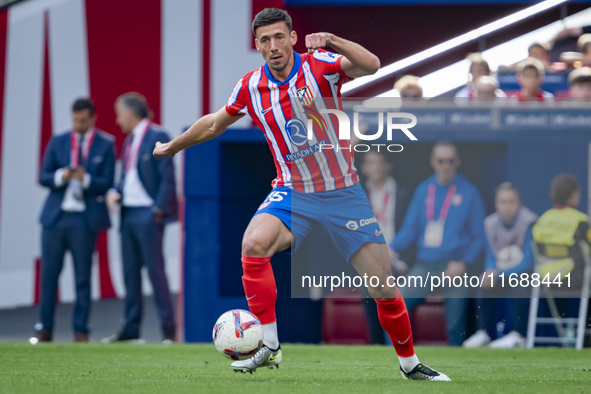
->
[359,217,378,226]
[286,118,309,147]
[284,140,327,161]
[296,85,314,107]
[346,220,359,231]
[346,217,378,231]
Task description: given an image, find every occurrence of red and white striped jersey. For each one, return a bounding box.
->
[225,50,358,193]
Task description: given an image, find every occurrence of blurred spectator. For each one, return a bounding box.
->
[559,33,591,68]
[462,183,537,349]
[568,66,591,100]
[361,151,397,245]
[550,25,591,62]
[360,150,410,344]
[528,42,551,68]
[35,98,115,342]
[394,75,423,101]
[360,151,410,272]
[455,53,490,99]
[390,141,486,346]
[578,34,591,67]
[472,76,507,101]
[499,43,551,71]
[530,173,591,342]
[532,174,589,267]
[103,93,178,343]
[550,25,591,47]
[511,57,554,102]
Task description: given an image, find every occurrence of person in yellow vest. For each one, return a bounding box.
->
[532,173,590,258]
[532,173,591,346]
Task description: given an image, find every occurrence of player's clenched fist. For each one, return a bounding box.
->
[305,32,333,54]
[153,141,174,158]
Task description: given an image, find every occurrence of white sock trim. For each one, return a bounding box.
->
[399,354,420,373]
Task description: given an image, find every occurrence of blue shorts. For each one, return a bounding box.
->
[254,183,385,261]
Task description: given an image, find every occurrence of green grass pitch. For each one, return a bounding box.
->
[1,343,590,393]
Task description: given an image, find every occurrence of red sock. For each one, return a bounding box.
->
[241,254,277,325]
[376,288,415,357]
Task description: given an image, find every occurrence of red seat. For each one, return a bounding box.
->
[322,288,371,345]
[409,296,448,345]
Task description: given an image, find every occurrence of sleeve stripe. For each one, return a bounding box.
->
[227,78,243,108]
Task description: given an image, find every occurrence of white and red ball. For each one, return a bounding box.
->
[212,309,264,360]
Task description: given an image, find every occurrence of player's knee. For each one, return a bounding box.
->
[367,284,398,300]
[241,235,273,257]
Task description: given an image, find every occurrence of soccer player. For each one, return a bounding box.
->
[153,8,450,381]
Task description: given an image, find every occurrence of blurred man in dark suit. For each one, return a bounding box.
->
[103,93,178,343]
[35,98,115,342]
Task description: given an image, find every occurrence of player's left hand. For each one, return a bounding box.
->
[305,32,333,54]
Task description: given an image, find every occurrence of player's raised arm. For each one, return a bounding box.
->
[305,32,380,79]
[153,106,241,158]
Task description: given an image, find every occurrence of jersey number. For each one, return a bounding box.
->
[267,191,288,202]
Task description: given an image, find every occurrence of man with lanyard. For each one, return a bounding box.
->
[104,93,178,343]
[35,98,115,342]
[390,141,486,346]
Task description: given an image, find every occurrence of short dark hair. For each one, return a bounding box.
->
[466,53,490,74]
[518,57,545,77]
[528,42,549,54]
[550,173,579,206]
[431,140,459,158]
[72,98,95,116]
[252,8,292,36]
[568,66,591,87]
[117,92,149,119]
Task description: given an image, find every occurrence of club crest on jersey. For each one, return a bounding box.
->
[297,86,314,107]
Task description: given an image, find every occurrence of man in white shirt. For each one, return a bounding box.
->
[103,93,178,343]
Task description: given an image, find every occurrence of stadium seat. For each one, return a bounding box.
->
[526,240,591,350]
[408,296,448,345]
[321,288,370,345]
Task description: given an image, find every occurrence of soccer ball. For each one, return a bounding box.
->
[212,309,264,360]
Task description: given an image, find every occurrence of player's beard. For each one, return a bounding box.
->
[267,51,291,72]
